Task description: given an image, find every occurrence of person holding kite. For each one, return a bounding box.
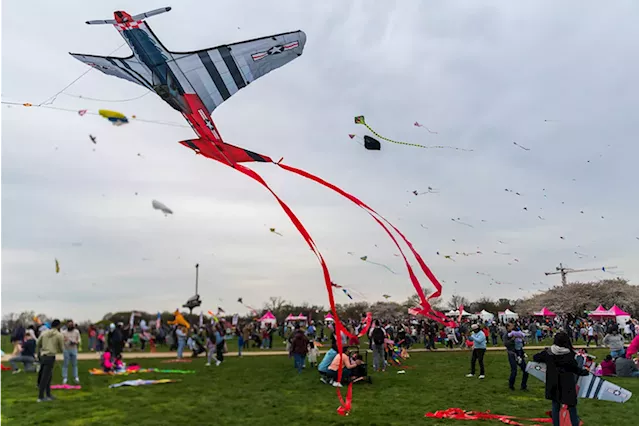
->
[533,331,589,426]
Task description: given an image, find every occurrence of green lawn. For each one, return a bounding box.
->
[1,348,637,425]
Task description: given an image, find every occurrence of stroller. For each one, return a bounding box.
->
[345,345,372,384]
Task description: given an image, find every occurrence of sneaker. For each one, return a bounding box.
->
[62,379,67,385]
[205,363,211,367]
[45,396,56,401]
[466,374,474,377]
[74,377,80,384]
[509,386,515,391]
[12,369,21,374]
[320,377,328,384]
[332,381,343,388]
[37,398,46,403]
[479,375,485,379]
[215,360,221,367]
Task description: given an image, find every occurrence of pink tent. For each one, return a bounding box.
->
[607,305,630,316]
[324,312,334,321]
[259,311,276,322]
[285,314,295,321]
[533,307,557,317]
[259,311,277,327]
[588,305,614,317]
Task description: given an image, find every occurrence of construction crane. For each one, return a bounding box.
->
[544,263,617,286]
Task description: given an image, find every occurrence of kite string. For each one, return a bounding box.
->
[0,101,189,128]
[37,43,127,106]
[62,91,152,103]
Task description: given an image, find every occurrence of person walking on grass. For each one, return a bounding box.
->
[533,332,588,426]
[504,322,528,391]
[290,327,309,374]
[603,327,625,358]
[466,324,486,379]
[370,320,386,372]
[35,319,64,402]
[62,320,81,385]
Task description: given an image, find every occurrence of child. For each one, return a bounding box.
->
[307,341,319,368]
[533,332,588,426]
[599,355,616,376]
[101,352,113,373]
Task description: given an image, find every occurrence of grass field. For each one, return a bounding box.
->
[1,348,637,425]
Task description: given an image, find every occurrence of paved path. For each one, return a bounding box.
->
[2,344,593,362]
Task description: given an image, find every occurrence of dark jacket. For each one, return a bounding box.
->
[21,339,36,357]
[533,347,588,406]
[290,330,309,355]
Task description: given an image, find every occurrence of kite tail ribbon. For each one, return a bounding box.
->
[228,162,356,415]
[276,162,447,323]
[425,408,554,425]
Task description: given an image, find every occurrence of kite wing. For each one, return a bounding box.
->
[168,30,306,115]
[69,53,153,90]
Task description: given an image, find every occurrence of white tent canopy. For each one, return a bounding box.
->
[478,310,495,321]
[498,309,519,322]
[445,309,473,317]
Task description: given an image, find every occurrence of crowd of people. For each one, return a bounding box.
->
[5,309,638,418]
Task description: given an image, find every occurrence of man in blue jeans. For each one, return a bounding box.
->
[504,322,529,391]
[290,328,309,373]
[62,320,81,384]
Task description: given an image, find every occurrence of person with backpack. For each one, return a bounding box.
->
[370,320,386,372]
[533,331,589,426]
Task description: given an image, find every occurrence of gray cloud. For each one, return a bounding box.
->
[2,0,637,320]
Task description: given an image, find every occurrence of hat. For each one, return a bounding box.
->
[471,324,479,330]
[109,323,116,331]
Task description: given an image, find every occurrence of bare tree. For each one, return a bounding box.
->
[447,294,470,311]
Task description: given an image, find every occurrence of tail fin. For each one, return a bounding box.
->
[179,138,273,164]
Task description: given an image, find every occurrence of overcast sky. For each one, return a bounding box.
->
[2,0,638,321]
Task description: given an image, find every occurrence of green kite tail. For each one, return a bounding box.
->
[354,115,473,151]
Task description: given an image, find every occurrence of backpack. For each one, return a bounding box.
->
[372,327,385,345]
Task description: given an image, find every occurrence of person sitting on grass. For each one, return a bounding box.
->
[599,355,616,376]
[615,355,639,378]
[9,329,36,373]
[318,336,338,384]
[533,331,589,426]
[327,349,363,388]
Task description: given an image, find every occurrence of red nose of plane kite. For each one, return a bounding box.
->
[114,10,134,24]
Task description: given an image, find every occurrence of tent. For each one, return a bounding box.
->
[533,307,557,317]
[446,309,472,317]
[286,313,308,324]
[324,312,334,322]
[588,305,614,317]
[607,305,631,329]
[478,310,495,321]
[259,311,277,328]
[498,309,519,322]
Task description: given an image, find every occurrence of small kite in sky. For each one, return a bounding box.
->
[342,289,353,300]
[151,200,173,216]
[412,187,439,196]
[538,215,545,220]
[89,134,97,144]
[359,255,396,274]
[348,134,381,151]
[98,109,129,125]
[413,122,438,134]
[355,116,471,150]
[513,141,530,151]
[494,251,511,256]
[382,294,391,299]
[78,109,87,116]
[269,228,283,236]
[55,259,60,274]
[420,224,428,229]
[451,218,474,228]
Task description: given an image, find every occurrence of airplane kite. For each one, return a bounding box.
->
[71,7,447,415]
